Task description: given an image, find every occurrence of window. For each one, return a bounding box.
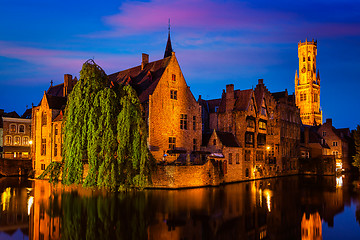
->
[314,94,318,102]
[172,74,176,81]
[236,153,240,164]
[23,137,29,145]
[41,164,46,170]
[19,125,25,133]
[245,132,254,145]
[332,141,338,147]
[180,114,187,130]
[41,139,46,155]
[257,134,266,146]
[261,107,266,116]
[193,139,197,151]
[229,153,233,164]
[332,151,339,157]
[245,168,249,178]
[14,136,20,145]
[169,137,176,149]
[259,120,266,130]
[213,139,216,146]
[247,118,255,128]
[55,127,58,136]
[245,150,251,161]
[10,124,16,133]
[5,136,12,145]
[256,151,264,161]
[322,131,326,137]
[54,144,58,157]
[41,112,47,126]
[214,106,219,112]
[303,57,305,62]
[300,93,307,101]
[170,90,177,100]
[193,116,196,130]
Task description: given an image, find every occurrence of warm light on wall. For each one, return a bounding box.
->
[27,196,34,215]
[29,140,33,145]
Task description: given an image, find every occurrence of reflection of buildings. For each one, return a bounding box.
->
[30,180,61,240]
[0,177,31,238]
[301,212,322,240]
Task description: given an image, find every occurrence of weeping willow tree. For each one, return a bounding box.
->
[58,59,154,190]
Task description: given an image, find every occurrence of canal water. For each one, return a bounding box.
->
[1,175,360,240]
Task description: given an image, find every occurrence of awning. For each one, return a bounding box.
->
[167,149,187,154]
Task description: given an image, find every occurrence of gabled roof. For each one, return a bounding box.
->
[271,91,287,101]
[199,98,221,114]
[3,111,20,118]
[202,130,240,147]
[47,83,64,97]
[216,131,240,147]
[21,108,32,119]
[234,89,253,111]
[108,57,172,103]
[45,94,67,110]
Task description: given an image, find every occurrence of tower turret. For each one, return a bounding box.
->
[295,39,322,125]
[164,19,173,58]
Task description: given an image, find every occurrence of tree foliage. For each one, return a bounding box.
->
[352,125,360,168]
[58,59,154,190]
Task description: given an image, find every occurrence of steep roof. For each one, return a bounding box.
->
[45,94,67,110]
[47,83,64,97]
[21,108,32,119]
[271,91,287,102]
[164,31,173,58]
[234,89,253,111]
[202,131,240,147]
[199,98,221,114]
[216,131,240,147]
[108,57,172,103]
[3,111,20,118]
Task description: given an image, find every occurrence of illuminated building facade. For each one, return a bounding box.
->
[32,74,77,177]
[1,110,32,159]
[295,39,322,126]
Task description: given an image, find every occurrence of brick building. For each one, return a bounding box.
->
[272,89,301,172]
[32,33,202,177]
[317,118,352,171]
[109,33,202,163]
[1,110,32,159]
[32,74,77,177]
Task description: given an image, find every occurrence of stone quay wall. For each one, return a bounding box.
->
[0,158,32,176]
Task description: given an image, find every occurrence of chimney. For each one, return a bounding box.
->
[326,118,332,126]
[198,95,202,101]
[225,84,234,112]
[141,53,149,70]
[258,79,264,85]
[63,74,72,97]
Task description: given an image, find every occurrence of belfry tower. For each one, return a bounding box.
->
[295,39,322,125]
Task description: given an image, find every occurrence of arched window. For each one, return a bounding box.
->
[23,137,29,145]
[19,124,25,133]
[10,124,17,133]
[14,136,21,145]
[5,136,12,145]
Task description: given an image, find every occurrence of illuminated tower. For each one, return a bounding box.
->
[295,39,322,125]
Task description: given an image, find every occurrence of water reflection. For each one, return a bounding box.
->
[0,177,32,239]
[2,175,360,239]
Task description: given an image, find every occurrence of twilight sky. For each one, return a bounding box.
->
[0,0,359,129]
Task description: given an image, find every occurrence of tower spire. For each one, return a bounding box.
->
[164,18,173,58]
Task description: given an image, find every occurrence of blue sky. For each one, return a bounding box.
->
[0,0,359,129]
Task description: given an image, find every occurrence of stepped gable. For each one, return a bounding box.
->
[108,57,172,104]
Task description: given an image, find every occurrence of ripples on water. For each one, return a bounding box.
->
[1,175,360,239]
